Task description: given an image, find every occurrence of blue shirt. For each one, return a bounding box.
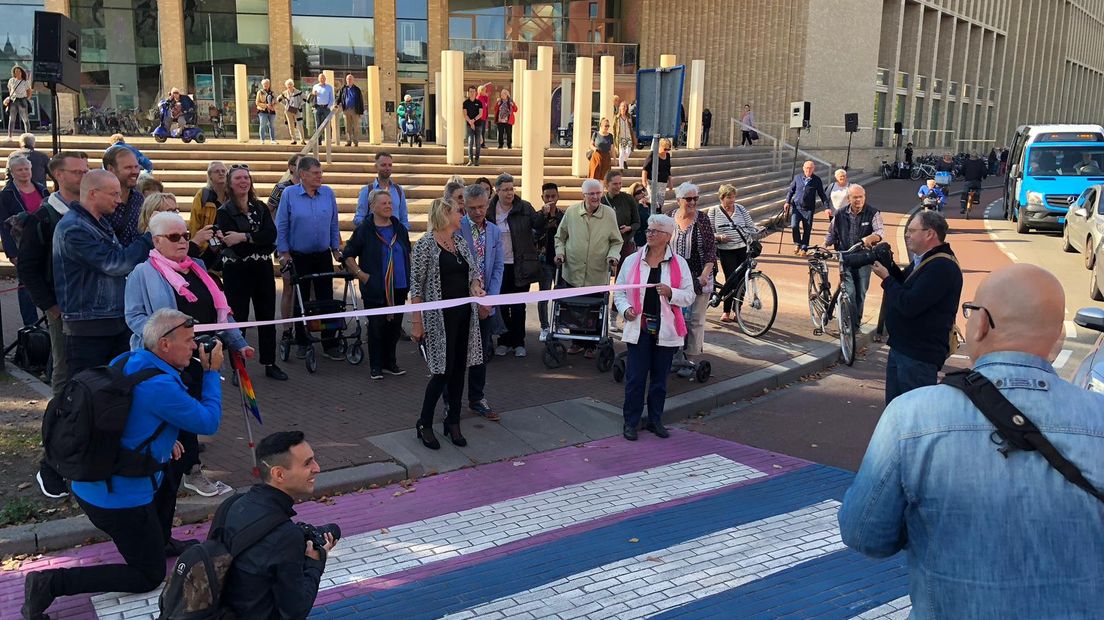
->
[838,351,1104,619]
[71,350,222,509]
[276,184,341,255]
[312,83,334,107]
[376,225,407,289]
[103,187,146,247]
[354,180,409,229]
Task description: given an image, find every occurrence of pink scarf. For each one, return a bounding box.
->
[628,248,687,337]
[147,250,232,323]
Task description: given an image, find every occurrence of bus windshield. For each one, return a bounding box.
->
[1026,146,1104,176]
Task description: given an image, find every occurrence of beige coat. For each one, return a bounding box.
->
[554,202,623,287]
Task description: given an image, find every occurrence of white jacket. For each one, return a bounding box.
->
[613,247,696,347]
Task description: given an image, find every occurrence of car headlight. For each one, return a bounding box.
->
[1026,191,1044,206]
[1091,374,1104,393]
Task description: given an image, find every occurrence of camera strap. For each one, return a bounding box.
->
[941,370,1104,504]
[209,493,289,556]
[905,252,958,283]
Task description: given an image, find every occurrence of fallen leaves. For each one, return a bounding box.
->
[628,537,639,543]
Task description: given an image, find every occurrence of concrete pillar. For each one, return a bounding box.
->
[560,78,573,130]
[268,0,293,139]
[159,0,187,95]
[366,66,383,145]
[234,64,250,143]
[659,54,677,68]
[537,46,553,147]
[434,71,444,145]
[599,56,615,124]
[512,59,527,147]
[444,50,465,165]
[686,59,705,150]
[521,69,545,204]
[572,57,594,178]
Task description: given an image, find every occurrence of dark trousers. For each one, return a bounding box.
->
[497,122,513,148]
[290,251,337,348]
[419,305,471,427]
[177,359,207,474]
[446,316,493,407]
[498,263,528,348]
[223,260,277,365]
[840,264,872,329]
[537,261,556,330]
[44,482,175,598]
[623,328,677,427]
[466,120,484,163]
[366,289,408,371]
[790,210,812,249]
[701,126,711,146]
[741,130,752,146]
[716,247,749,313]
[17,286,38,325]
[885,348,940,405]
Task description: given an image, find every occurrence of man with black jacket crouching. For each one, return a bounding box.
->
[872,210,963,404]
[220,431,336,619]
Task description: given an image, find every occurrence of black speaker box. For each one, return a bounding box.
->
[893,121,903,135]
[33,11,81,94]
[844,113,859,133]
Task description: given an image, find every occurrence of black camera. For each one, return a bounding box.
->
[298,522,341,550]
[194,333,224,354]
[208,224,222,248]
[841,242,894,270]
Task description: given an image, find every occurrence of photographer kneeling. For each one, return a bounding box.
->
[872,210,963,404]
[22,308,223,620]
[219,431,336,619]
[824,184,885,329]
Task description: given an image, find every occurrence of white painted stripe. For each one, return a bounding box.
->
[442,500,845,620]
[851,595,913,619]
[996,241,1007,249]
[91,454,765,617]
[1006,252,1020,261]
[1054,349,1073,369]
[1066,320,1078,339]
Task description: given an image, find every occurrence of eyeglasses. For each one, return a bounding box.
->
[645,229,669,236]
[160,316,197,340]
[157,231,191,242]
[904,226,929,237]
[681,196,700,203]
[962,302,996,329]
[584,191,602,197]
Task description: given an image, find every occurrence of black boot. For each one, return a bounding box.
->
[623,423,638,441]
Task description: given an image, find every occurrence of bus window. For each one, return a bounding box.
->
[1027,147,1104,176]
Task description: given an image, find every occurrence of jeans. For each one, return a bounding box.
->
[223,259,277,365]
[17,285,38,325]
[702,126,711,146]
[419,305,471,427]
[290,251,338,349]
[497,122,513,148]
[313,105,331,140]
[258,112,275,142]
[6,98,29,137]
[840,264,872,329]
[884,348,940,404]
[366,289,408,371]
[498,263,527,348]
[623,328,677,427]
[790,210,812,249]
[466,120,483,163]
[537,261,556,330]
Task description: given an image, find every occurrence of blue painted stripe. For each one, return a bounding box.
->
[650,548,909,620]
[310,465,855,620]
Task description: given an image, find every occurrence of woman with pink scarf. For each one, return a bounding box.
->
[124,210,252,499]
[612,214,695,442]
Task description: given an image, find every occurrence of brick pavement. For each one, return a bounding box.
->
[0,430,911,619]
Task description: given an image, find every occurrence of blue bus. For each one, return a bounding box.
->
[1010,138,1104,233]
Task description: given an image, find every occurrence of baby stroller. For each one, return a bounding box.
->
[208,106,226,139]
[277,262,365,373]
[396,97,424,147]
[152,99,205,143]
[542,267,616,372]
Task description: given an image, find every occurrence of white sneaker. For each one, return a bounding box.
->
[182,467,221,497]
[515,346,528,358]
[539,328,550,342]
[609,314,620,331]
[494,345,510,356]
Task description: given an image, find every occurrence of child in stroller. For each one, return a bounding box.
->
[396,94,423,147]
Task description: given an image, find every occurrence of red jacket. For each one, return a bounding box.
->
[493,99,518,125]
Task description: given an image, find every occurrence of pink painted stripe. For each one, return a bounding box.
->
[0,431,808,618]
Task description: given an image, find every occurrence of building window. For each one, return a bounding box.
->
[71,0,162,117]
[397,0,429,68]
[293,1,375,79]
[182,0,268,124]
[944,104,955,148]
[930,99,941,148]
[448,1,619,43]
[873,91,886,147]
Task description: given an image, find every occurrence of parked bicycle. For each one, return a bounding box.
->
[910,161,938,181]
[707,230,777,337]
[806,244,861,365]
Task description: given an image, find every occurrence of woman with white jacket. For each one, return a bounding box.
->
[613,214,695,441]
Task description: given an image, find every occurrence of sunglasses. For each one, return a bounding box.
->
[160,316,197,340]
[157,231,191,242]
[682,196,700,203]
[229,163,250,170]
[645,228,669,235]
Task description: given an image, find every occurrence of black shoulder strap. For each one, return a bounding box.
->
[942,370,1104,504]
[211,493,287,557]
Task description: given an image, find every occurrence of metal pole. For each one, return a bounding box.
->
[845,131,853,170]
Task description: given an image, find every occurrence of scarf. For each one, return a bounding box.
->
[628,248,687,337]
[374,225,399,306]
[147,249,231,323]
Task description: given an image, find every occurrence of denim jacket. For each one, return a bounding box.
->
[124,259,248,353]
[52,202,153,322]
[839,352,1104,619]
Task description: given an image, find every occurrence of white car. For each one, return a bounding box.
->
[1072,307,1104,391]
[1062,184,1104,271]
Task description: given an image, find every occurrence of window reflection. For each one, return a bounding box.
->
[69,0,162,117]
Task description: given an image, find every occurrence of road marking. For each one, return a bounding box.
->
[850,595,913,619]
[1066,320,1078,338]
[441,500,845,620]
[1006,252,1020,261]
[91,454,766,617]
[1054,349,1073,369]
[996,241,1007,249]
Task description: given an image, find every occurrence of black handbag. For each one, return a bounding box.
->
[14,320,51,373]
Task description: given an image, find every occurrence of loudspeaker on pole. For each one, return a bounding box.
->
[844,113,859,133]
[33,11,81,93]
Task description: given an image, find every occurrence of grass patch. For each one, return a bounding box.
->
[0,430,39,452]
[0,498,38,526]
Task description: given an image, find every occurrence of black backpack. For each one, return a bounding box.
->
[41,353,166,490]
[159,493,286,619]
[13,319,50,373]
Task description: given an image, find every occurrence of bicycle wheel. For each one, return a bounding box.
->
[808,271,826,330]
[736,272,778,338]
[910,166,922,181]
[837,293,857,366]
[964,193,973,220]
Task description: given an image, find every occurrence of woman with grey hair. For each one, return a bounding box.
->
[671,182,716,375]
[825,168,851,214]
[1,152,48,325]
[613,214,696,440]
[342,188,411,379]
[277,78,305,144]
[255,78,277,144]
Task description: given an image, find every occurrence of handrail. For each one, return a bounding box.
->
[731,118,832,170]
[277,106,339,184]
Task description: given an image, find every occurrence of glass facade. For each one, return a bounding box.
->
[397,1,429,71]
[68,0,161,119]
[449,0,620,43]
[184,0,269,124]
[293,0,374,80]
